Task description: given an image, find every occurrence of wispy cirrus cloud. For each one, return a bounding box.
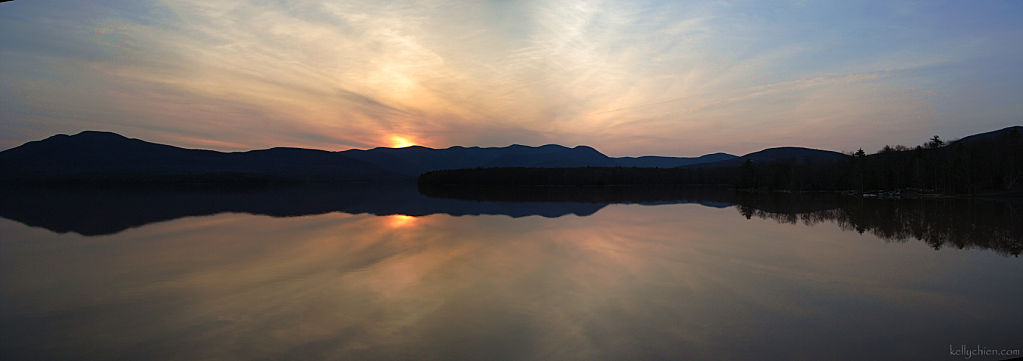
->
[1,0,1021,155]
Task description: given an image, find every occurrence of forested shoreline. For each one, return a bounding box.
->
[420,127,1023,196]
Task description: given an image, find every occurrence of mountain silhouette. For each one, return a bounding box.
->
[953,125,1022,145]
[339,144,622,176]
[12,128,1015,186]
[339,144,736,175]
[1,131,735,183]
[0,131,401,183]
[615,152,737,167]
[690,146,849,168]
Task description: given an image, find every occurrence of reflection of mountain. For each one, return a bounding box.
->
[0,186,614,236]
[0,185,744,236]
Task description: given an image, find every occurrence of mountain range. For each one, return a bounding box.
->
[1,130,850,183]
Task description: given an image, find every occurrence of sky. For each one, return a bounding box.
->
[1,0,1021,156]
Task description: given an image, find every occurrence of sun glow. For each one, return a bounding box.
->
[387,215,418,228]
[390,136,416,148]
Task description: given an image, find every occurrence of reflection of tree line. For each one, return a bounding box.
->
[733,193,1022,256]
[1,184,1019,256]
[423,185,1023,256]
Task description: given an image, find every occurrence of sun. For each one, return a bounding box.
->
[390,136,416,148]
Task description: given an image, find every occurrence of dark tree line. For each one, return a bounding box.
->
[419,128,1023,195]
[846,129,1023,194]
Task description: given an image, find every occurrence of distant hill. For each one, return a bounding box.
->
[615,153,737,167]
[691,147,848,168]
[339,144,734,176]
[954,125,1023,145]
[340,144,622,176]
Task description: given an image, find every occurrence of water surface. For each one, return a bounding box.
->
[1,187,1020,360]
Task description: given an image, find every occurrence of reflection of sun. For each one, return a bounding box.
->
[390,136,415,148]
[387,215,418,228]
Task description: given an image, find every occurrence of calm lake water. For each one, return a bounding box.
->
[1,186,1021,360]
